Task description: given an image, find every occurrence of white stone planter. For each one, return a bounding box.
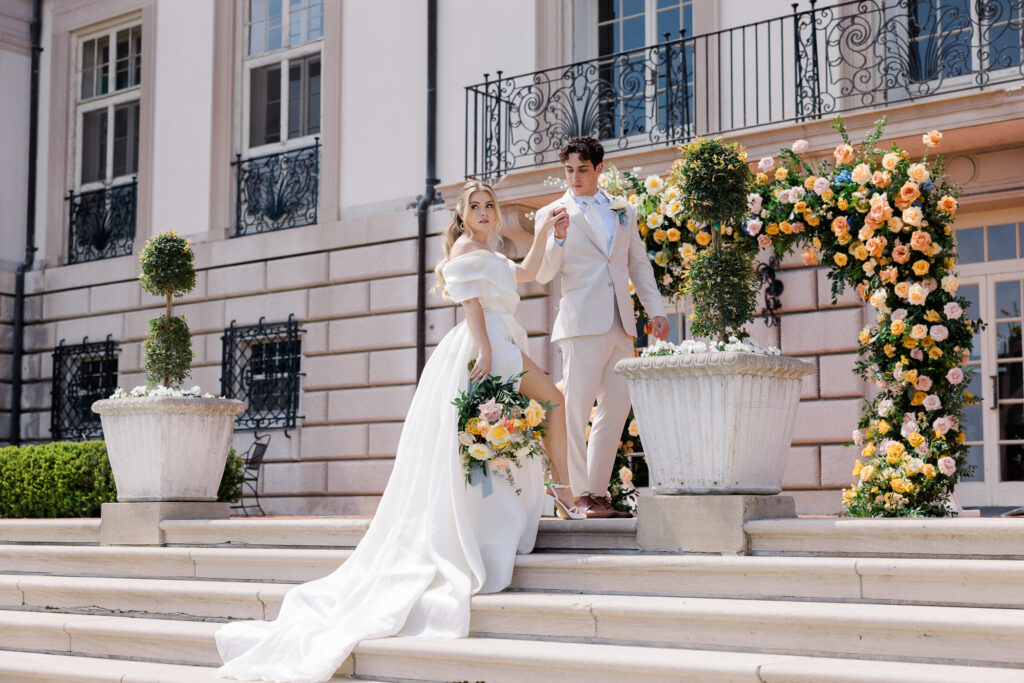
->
[92,396,246,502]
[615,352,814,495]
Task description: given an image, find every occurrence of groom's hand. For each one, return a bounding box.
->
[650,316,670,340]
[552,207,569,240]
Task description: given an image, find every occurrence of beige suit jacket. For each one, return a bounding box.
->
[535,190,665,342]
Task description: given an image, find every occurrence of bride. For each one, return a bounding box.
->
[215,180,581,683]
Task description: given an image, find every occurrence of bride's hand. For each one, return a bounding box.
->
[470,348,492,383]
[540,207,570,241]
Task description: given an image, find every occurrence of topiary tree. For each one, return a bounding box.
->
[138,231,196,388]
[673,137,757,343]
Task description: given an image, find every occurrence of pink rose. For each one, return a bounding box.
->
[944,302,963,319]
[853,429,864,446]
[746,219,763,236]
[747,193,763,214]
[923,278,939,292]
[891,308,908,321]
[758,156,775,172]
[916,376,933,391]
[910,348,924,361]
[946,367,964,385]
[922,394,942,411]
[791,221,805,233]
[930,325,949,342]
[933,416,954,434]
[457,431,476,447]
[491,456,510,471]
[757,234,773,249]
[478,399,503,423]
[792,139,810,154]
[901,420,920,438]
[790,186,806,202]
[778,189,793,204]
[916,443,930,457]
[813,177,830,196]
[937,456,956,476]
[876,399,894,417]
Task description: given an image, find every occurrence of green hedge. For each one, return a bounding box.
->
[0,441,244,518]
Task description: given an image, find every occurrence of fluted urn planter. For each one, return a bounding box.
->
[92,396,245,501]
[616,351,814,495]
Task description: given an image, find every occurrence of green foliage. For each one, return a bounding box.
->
[684,246,760,343]
[218,446,244,503]
[138,231,197,298]
[0,441,244,518]
[675,137,752,229]
[144,315,194,388]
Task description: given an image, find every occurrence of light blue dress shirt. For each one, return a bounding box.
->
[555,191,617,251]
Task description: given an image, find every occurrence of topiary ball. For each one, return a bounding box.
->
[139,230,196,298]
[675,138,752,230]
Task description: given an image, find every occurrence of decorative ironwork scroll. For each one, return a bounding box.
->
[755,257,785,327]
[221,314,304,431]
[233,140,320,236]
[467,0,1024,178]
[66,180,137,264]
[51,336,119,441]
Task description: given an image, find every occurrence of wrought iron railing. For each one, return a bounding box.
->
[221,314,304,431]
[233,139,320,236]
[51,336,119,441]
[66,179,137,264]
[466,0,1024,178]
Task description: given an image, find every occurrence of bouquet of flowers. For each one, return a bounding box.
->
[453,364,552,494]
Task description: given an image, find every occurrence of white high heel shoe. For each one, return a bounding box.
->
[545,484,586,520]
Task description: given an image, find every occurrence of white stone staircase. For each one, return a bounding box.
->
[1,517,1023,682]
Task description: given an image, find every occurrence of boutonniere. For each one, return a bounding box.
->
[609,195,630,226]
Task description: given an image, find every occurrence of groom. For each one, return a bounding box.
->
[535,136,668,518]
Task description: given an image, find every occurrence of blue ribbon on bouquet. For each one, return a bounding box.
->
[468,464,494,498]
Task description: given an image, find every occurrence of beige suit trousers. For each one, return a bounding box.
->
[559,305,635,498]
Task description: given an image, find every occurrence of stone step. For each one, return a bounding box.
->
[2,576,1023,667]
[3,545,1024,609]
[746,518,1024,559]
[0,519,100,545]
[1,629,1021,683]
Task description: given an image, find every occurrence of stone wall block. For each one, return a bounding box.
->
[303,353,369,389]
[118,342,141,374]
[816,268,863,308]
[326,458,395,495]
[207,262,267,299]
[791,398,864,444]
[89,281,142,315]
[329,312,415,352]
[36,352,50,382]
[527,335,552,375]
[302,424,369,459]
[777,267,818,313]
[42,289,90,320]
[22,382,50,411]
[782,446,821,489]
[821,443,860,488]
[328,240,417,283]
[742,316,780,350]
[370,275,418,314]
[0,324,12,353]
[309,282,369,320]
[369,348,417,385]
[260,461,327,495]
[25,323,55,354]
[174,300,227,336]
[266,253,329,291]
[301,389,328,423]
[302,321,328,354]
[368,422,403,457]
[780,307,863,356]
[224,290,308,328]
[328,385,415,423]
[426,308,455,345]
[820,353,867,398]
[187,364,222,394]
[517,297,550,336]
[54,313,125,347]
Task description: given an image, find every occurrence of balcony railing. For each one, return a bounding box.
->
[466,0,1024,178]
[233,139,320,237]
[66,179,137,264]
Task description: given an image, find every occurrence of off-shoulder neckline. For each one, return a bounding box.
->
[444,249,504,265]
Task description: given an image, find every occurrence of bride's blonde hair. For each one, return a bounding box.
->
[433,180,503,293]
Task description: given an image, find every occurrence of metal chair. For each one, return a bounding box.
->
[231,433,270,516]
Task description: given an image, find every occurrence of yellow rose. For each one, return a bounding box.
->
[957,432,966,444]
[834,253,848,266]
[525,400,545,427]
[903,337,919,349]
[884,343,896,357]
[838,197,849,211]
[922,463,937,478]
[794,201,808,213]
[924,309,941,322]
[804,176,817,191]
[859,328,871,344]
[667,227,682,242]
[807,215,820,227]
[905,369,919,384]
[862,444,876,459]
[878,420,891,435]
[821,188,834,201]
[851,163,872,185]
[890,320,906,336]
[912,260,930,276]
[775,167,788,181]
[894,282,910,299]
[852,460,863,477]
[653,229,667,243]
[695,231,711,246]
[911,391,926,406]
[886,442,906,461]
[756,172,769,185]
[910,324,928,340]
[907,432,925,448]
[779,221,793,234]
[853,245,869,261]
[859,464,876,481]
[928,346,943,359]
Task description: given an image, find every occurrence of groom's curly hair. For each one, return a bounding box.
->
[559,136,604,166]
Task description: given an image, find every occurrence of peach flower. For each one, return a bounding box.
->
[851,163,872,185]
[892,245,910,264]
[872,170,892,188]
[909,230,932,252]
[908,163,930,184]
[834,144,855,165]
[882,153,899,171]
[866,236,888,259]
[887,217,904,233]
[938,195,958,215]
[831,216,851,237]
[902,206,924,227]
[922,130,942,147]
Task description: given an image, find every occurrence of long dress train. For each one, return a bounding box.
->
[215,250,544,683]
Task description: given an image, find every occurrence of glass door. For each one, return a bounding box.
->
[955,270,1024,507]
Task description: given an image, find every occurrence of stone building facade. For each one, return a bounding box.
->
[1,0,1022,515]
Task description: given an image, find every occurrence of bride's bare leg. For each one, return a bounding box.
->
[518,352,569,486]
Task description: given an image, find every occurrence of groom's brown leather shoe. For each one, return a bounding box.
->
[583,495,616,518]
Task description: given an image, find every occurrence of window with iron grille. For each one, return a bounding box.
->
[51,336,120,441]
[221,315,303,430]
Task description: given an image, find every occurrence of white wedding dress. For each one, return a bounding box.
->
[215,250,544,683]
